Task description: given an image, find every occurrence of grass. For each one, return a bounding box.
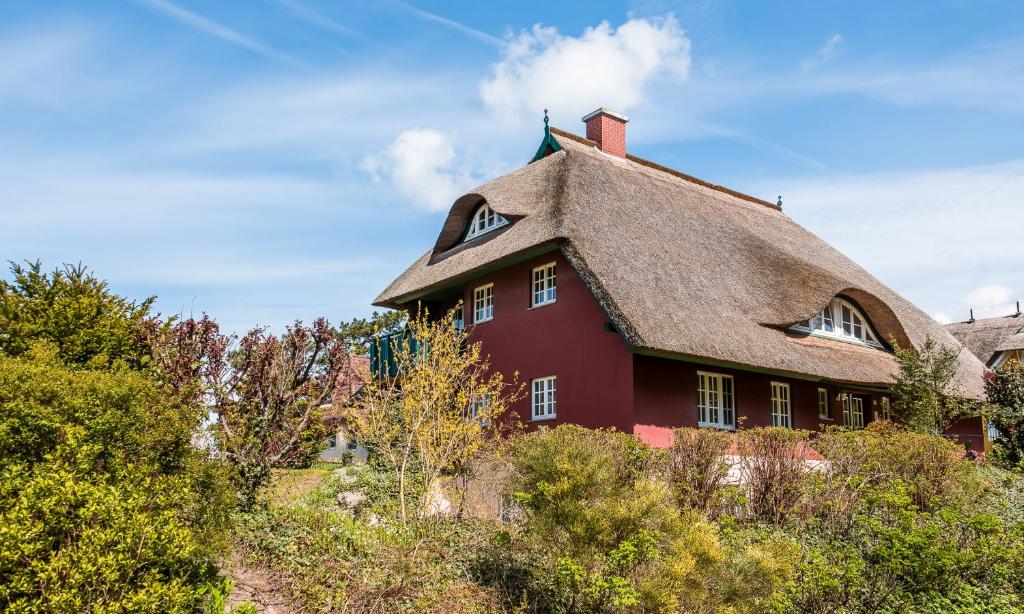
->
[264,466,333,508]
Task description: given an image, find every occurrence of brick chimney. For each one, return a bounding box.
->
[582,108,628,157]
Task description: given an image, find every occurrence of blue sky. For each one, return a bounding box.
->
[2,0,1022,334]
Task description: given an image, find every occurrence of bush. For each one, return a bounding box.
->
[491,425,796,612]
[813,422,968,518]
[774,425,1024,612]
[0,346,232,611]
[667,427,734,516]
[987,364,1024,468]
[736,428,814,524]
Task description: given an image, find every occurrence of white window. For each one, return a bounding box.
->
[327,434,337,449]
[464,203,508,241]
[793,297,883,348]
[473,284,493,323]
[842,395,865,429]
[531,376,556,421]
[817,388,831,419]
[880,397,891,421]
[531,262,557,307]
[771,382,792,428]
[697,372,735,429]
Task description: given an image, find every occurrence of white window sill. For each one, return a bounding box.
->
[818,416,834,421]
[473,317,493,325]
[529,300,556,310]
[531,414,557,422]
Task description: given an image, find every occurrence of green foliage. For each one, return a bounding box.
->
[773,425,1024,612]
[0,346,232,612]
[0,261,154,367]
[337,309,406,355]
[494,425,796,612]
[987,363,1024,467]
[234,466,503,612]
[892,336,977,435]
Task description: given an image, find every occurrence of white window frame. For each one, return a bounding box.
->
[697,371,735,429]
[771,382,792,428]
[842,395,865,429]
[791,297,884,349]
[531,376,557,421]
[817,387,831,420]
[473,284,493,323]
[880,397,891,421]
[531,262,557,308]
[464,203,508,241]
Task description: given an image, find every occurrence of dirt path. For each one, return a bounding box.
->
[226,554,296,613]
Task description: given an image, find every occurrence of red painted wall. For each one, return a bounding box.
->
[632,355,897,447]
[429,251,635,432]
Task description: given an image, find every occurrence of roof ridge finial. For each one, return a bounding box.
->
[543,109,549,129]
[777,195,783,208]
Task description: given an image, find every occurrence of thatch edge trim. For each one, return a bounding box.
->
[560,241,644,348]
[372,242,562,309]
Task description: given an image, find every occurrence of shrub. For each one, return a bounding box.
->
[775,426,1024,612]
[736,428,813,524]
[667,427,733,516]
[987,363,1024,468]
[0,346,232,612]
[0,260,153,368]
[814,422,967,516]
[493,425,796,612]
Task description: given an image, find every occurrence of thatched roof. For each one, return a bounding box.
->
[375,127,987,397]
[947,313,1024,365]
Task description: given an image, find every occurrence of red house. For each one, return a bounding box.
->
[373,109,988,450]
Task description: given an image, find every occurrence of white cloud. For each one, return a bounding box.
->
[479,15,691,121]
[361,129,473,211]
[801,33,844,72]
[762,160,1024,317]
[932,312,952,325]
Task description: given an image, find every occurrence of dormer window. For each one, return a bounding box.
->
[464,203,508,241]
[792,297,884,349]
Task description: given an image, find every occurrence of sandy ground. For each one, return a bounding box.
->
[226,466,334,612]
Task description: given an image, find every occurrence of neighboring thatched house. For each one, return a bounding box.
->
[373,108,989,451]
[319,354,371,463]
[947,308,1024,368]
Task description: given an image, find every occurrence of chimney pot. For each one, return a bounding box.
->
[582,108,628,157]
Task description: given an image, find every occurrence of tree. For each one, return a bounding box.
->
[337,310,406,355]
[892,336,977,436]
[347,306,522,525]
[986,363,1024,467]
[149,316,352,509]
[0,260,153,367]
